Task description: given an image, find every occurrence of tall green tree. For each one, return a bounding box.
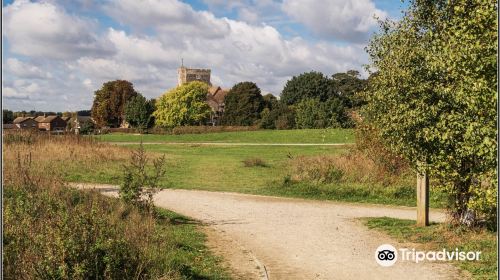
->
[124,94,155,131]
[91,80,138,127]
[365,0,497,227]
[153,81,211,127]
[280,71,331,105]
[3,109,14,123]
[222,82,264,126]
[331,70,367,108]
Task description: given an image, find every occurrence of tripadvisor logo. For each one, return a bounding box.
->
[375,244,397,267]
[375,244,481,267]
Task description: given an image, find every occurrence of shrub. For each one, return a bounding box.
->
[120,143,166,211]
[3,152,154,279]
[242,157,268,167]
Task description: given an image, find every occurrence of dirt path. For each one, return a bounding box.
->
[74,184,467,280]
[109,142,353,146]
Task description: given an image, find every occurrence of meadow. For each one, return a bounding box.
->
[96,128,355,144]
[79,129,445,208]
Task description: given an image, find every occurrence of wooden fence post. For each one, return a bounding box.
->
[416,170,429,226]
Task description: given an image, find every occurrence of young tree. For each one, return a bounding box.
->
[280,71,332,105]
[153,81,211,127]
[91,80,139,127]
[222,82,264,126]
[365,0,496,227]
[124,94,155,131]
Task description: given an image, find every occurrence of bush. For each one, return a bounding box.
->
[294,98,352,129]
[120,143,166,211]
[3,153,156,279]
[242,157,268,167]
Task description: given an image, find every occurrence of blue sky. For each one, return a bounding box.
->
[2,0,408,111]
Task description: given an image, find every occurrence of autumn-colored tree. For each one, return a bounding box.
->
[91,80,138,127]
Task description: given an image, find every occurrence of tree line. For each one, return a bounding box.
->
[88,70,367,131]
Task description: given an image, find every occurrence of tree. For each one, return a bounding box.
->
[280,71,332,105]
[91,80,139,127]
[3,109,14,123]
[124,94,155,131]
[262,93,278,110]
[259,102,296,129]
[331,70,367,108]
[365,0,496,227]
[153,81,212,127]
[222,82,264,126]
[294,98,327,129]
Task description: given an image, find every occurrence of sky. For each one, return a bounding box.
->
[2,0,407,112]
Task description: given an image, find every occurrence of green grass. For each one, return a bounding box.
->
[65,144,347,193]
[362,217,497,280]
[95,128,354,143]
[262,181,447,208]
[154,208,230,279]
[63,141,446,208]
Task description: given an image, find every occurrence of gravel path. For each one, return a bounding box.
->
[74,184,467,280]
[109,142,354,146]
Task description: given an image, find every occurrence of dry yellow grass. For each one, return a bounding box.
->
[289,150,409,185]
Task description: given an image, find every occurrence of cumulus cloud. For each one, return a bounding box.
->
[104,0,230,39]
[3,0,114,59]
[3,0,377,111]
[5,58,52,79]
[282,0,386,42]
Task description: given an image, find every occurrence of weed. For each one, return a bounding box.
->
[120,143,166,212]
[243,157,268,167]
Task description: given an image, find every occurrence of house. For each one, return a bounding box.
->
[13,117,38,129]
[206,86,228,126]
[37,115,67,131]
[71,116,94,134]
[3,124,16,130]
[34,116,45,122]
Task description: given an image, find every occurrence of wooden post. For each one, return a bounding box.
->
[416,171,429,226]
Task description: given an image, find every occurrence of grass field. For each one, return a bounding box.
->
[76,129,446,208]
[66,144,347,193]
[363,217,497,280]
[95,128,355,143]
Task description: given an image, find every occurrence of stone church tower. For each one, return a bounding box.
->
[177,64,212,86]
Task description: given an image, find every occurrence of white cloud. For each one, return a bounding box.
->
[5,58,52,79]
[3,0,114,59]
[107,28,179,66]
[104,0,230,39]
[282,0,386,42]
[3,0,374,111]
